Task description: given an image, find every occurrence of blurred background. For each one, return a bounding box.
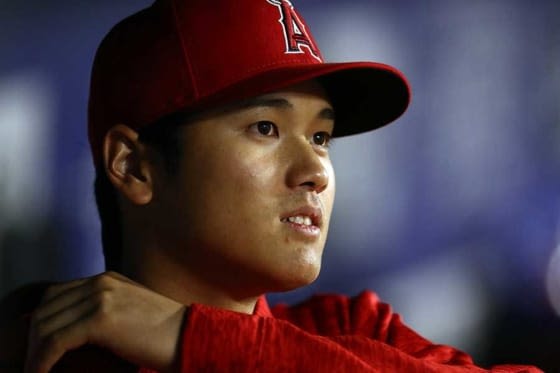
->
[1,0,559,371]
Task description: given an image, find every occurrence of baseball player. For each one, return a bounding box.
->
[0,0,542,372]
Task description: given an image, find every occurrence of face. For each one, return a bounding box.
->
[153,80,335,296]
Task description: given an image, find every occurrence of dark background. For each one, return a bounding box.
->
[1,1,559,371]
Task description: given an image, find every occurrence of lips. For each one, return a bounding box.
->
[280,206,323,229]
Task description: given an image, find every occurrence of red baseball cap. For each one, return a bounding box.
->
[88,0,411,167]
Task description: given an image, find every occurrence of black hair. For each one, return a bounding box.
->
[94,111,191,271]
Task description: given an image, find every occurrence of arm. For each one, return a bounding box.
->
[164,303,471,373]
[139,302,540,373]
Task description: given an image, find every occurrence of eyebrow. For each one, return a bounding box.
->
[235,97,335,120]
[239,97,293,110]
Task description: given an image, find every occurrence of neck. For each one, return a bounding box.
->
[121,235,260,315]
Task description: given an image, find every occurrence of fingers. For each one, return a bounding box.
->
[31,296,99,343]
[34,272,123,324]
[40,278,90,303]
[25,308,97,373]
[25,273,118,373]
[40,272,125,302]
[33,280,93,324]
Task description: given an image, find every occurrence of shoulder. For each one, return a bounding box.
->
[269,291,480,366]
[270,290,395,338]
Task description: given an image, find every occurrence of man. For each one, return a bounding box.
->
[0,0,542,372]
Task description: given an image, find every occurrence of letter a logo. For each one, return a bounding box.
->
[267,0,322,62]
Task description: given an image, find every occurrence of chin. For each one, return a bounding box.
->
[268,262,322,293]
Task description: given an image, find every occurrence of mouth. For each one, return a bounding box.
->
[282,215,314,226]
[280,206,323,230]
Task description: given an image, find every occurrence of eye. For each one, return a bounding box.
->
[249,121,278,137]
[312,131,332,147]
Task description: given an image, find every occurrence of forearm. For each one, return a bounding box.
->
[145,303,521,373]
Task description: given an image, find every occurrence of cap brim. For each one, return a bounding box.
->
[318,62,411,137]
[196,61,410,137]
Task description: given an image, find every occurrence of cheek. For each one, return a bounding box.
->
[231,150,276,192]
[216,147,277,204]
[182,146,278,236]
[322,160,336,222]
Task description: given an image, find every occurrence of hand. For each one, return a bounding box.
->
[24,271,187,373]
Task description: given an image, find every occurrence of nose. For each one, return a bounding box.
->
[285,141,330,194]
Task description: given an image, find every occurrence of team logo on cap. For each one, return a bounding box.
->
[267,0,322,62]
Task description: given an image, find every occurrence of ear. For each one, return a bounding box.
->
[102,124,153,205]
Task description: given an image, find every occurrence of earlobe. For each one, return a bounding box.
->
[103,124,153,205]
